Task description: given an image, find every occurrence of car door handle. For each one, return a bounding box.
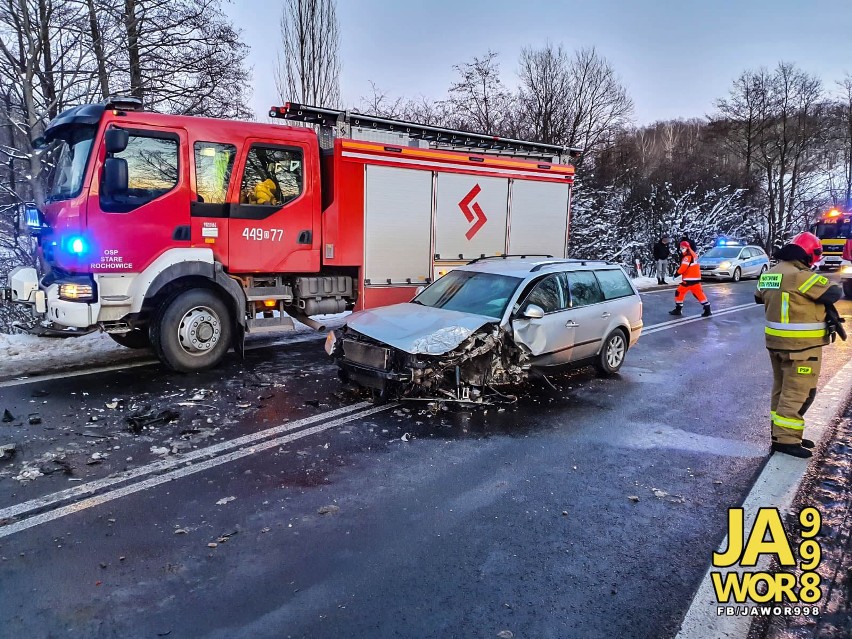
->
[601,312,611,319]
[566,320,579,327]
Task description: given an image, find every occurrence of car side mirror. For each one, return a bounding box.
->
[104,128,129,155]
[523,304,545,319]
[103,157,128,197]
[415,286,425,295]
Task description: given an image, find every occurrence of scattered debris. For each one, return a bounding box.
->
[174,529,188,535]
[216,531,238,543]
[31,389,49,398]
[39,459,72,475]
[562,511,569,517]
[86,452,108,465]
[15,468,44,482]
[2,409,14,423]
[105,401,119,409]
[497,631,514,639]
[261,527,271,534]
[235,403,251,409]
[27,413,42,425]
[216,496,236,506]
[628,495,640,503]
[317,505,340,515]
[304,399,320,407]
[651,487,685,504]
[150,446,169,456]
[126,409,180,433]
[207,542,218,548]
[400,433,411,442]
[0,443,16,460]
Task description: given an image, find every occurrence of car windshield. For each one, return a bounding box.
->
[702,247,742,259]
[414,270,522,319]
[46,125,96,202]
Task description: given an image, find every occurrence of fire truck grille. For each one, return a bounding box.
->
[343,340,390,370]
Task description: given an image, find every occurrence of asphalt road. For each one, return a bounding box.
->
[0,280,850,639]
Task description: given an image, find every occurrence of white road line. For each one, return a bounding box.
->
[0,403,394,539]
[642,303,759,335]
[0,401,372,522]
[0,360,156,388]
[675,354,852,639]
[0,332,330,389]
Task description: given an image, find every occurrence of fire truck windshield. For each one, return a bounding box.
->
[814,221,852,239]
[46,125,95,202]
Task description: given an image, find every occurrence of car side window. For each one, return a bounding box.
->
[239,145,303,207]
[567,271,605,308]
[594,269,634,300]
[101,133,179,212]
[524,274,566,313]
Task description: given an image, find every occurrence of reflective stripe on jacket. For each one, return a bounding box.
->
[755,261,834,351]
[677,246,701,282]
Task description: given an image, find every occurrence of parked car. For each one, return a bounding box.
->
[325,257,643,403]
[698,244,769,282]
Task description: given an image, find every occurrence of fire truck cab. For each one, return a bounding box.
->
[5,98,579,372]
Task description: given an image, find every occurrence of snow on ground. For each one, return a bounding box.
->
[632,275,680,290]
[0,313,350,381]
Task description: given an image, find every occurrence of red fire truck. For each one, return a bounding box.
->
[4,97,579,371]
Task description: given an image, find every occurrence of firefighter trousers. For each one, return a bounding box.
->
[768,347,822,445]
[674,281,708,305]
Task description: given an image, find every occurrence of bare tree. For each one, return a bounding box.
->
[517,44,632,158]
[835,73,852,209]
[275,0,340,107]
[715,62,829,247]
[444,51,513,135]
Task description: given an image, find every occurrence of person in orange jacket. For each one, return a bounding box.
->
[670,240,712,316]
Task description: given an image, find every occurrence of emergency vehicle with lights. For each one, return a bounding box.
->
[2,98,580,372]
[811,207,852,270]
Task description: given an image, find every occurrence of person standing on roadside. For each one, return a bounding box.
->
[670,240,712,317]
[755,232,843,459]
[652,236,671,285]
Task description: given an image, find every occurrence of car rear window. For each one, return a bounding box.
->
[593,269,634,301]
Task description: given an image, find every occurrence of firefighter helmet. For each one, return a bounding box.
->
[790,232,823,265]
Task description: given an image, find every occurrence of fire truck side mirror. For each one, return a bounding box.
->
[103,157,128,197]
[104,128,129,155]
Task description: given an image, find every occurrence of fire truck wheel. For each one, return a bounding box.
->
[151,289,232,372]
[109,329,150,350]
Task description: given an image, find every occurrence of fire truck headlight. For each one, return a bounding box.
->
[59,283,94,302]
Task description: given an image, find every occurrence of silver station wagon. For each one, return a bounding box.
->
[325,257,644,403]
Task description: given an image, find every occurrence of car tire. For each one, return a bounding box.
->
[109,329,150,349]
[732,267,741,283]
[758,265,768,278]
[844,280,852,300]
[595,329,628,376]
[150,289,232,372]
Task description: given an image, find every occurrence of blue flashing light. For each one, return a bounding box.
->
[68,236,87,256]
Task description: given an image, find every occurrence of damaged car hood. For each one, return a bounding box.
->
[346,303,496,355]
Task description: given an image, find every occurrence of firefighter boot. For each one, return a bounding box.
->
[669,304,683,316]
[702,304,712,317]
[771,442,812,458]
[801,438,815,449]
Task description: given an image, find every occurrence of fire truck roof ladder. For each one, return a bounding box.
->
[269,103,582,163]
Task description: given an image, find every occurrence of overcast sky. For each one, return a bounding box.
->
[224,0,852,125]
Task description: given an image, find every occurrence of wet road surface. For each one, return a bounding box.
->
[0,281,850,638]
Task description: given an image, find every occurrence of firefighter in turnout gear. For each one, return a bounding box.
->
[670,241,712,316]
[755,232,843,458]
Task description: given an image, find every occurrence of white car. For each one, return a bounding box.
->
[698,244,770,282]
[326,257,643,403]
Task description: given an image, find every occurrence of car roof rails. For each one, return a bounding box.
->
[467,254,554,264]
[529,259,612,272]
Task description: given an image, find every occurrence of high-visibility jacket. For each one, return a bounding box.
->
[677,246,701,283]
[755,260,839,351]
